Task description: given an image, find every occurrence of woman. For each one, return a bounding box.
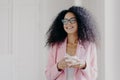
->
[45,6,98,80]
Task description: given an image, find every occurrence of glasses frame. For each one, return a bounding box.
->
[61,17,77,25]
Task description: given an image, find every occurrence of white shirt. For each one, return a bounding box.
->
[66,67,74,80]
[65,53,75,80]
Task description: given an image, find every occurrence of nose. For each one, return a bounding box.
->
[66,21,72,25]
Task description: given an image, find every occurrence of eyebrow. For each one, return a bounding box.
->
[64,17,76,20]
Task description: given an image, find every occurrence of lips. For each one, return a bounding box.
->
[66,26,74,29]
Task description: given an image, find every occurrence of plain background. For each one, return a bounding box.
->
[0,0,119,80]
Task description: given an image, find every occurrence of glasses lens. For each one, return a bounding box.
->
[62,19,68,25]
[70,18,76,24]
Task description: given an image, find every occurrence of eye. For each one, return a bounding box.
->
[70,18,76,23]
[62,19,68,25]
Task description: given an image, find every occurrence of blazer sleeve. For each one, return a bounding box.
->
[80,43,98,80]
[45,45,63,80]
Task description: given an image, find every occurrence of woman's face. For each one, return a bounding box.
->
[62,12,78,35]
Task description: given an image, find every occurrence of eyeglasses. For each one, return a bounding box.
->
[61,17,76,25]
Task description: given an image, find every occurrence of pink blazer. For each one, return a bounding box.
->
[45,39,98,80]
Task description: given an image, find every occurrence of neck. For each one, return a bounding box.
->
[67,33,78,44]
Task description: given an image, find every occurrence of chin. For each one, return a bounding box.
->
[67,32,76,34]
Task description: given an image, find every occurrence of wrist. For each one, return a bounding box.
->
[79,61,86,69]
[57,63,63,71]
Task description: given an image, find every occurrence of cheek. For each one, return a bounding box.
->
[63,26,67,31]
[74,24,78,30]
[63,25,67,30]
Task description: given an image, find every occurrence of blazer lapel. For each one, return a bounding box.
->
[56,38,67,62]
[75,41,87,73]
[76,42,86,60]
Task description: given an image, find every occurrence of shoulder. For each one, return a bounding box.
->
[81,41,97,51]
[88,42,97,51]
[49,44,58,51]
[49,43,63,52]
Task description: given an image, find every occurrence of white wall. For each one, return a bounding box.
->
[0,0,43,80]
[13,0,42,80]
[0,0,14,80]
[105,0,120,80]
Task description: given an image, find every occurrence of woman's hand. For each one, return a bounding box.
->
[70,61,86,69]
[57,58,72,71]
[57,57,86,71]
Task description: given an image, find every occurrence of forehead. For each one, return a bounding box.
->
[64,12,76,19]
